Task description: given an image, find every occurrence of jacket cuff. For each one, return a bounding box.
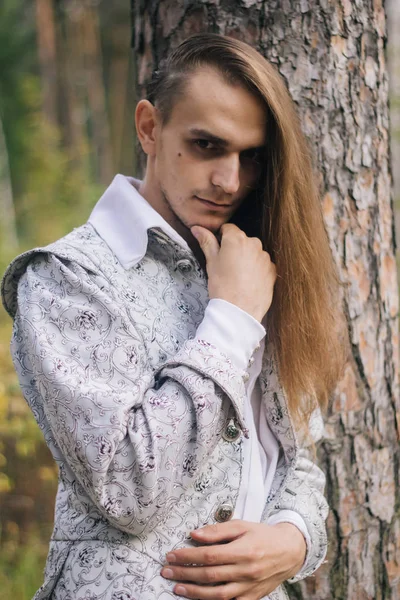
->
[156,337,249,436]
[266,471,328,582]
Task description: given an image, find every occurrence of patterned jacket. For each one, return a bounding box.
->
[1,223,328,600]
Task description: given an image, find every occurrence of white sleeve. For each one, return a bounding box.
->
[194,298,266,371]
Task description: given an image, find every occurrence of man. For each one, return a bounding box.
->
[1,34,346,599]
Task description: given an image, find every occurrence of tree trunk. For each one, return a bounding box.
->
[80,1,114,185]
[131,1,400,598]
[105,0,132,173]
[387,0,400,206]
[0,112,18,252]
[35,0,58,126]
[58,2,88,167]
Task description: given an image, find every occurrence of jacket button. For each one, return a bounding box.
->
[247,356,255,368]
[242,372,250,383]
[176,258,193,272]
[222,419,241,442]
[215,503,234,523]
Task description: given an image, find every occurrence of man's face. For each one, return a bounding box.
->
[149,67,267,236]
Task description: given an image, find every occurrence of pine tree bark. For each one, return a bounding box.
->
[131,1,400,598]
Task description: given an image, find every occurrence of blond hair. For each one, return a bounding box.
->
[147,33,349,427]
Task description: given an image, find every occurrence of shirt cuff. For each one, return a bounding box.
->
[266,510,311,571]
[194,298,266,372]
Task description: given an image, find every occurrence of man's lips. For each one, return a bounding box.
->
[195,196,232,209]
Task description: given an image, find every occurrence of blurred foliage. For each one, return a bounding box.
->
[0,294,56,596]
[0,527,50,598]
[0,0,131,596]
[0,0,36,202]
[14,79,102,248]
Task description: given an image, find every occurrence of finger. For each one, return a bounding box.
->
[162,563,244,584]
[191,520,250,543]
[191,226,220,262]
[220,224,247,245]
[166,537,251,566]
[173,580,243,599]
[220,222,242,235]
[248,236,263,250]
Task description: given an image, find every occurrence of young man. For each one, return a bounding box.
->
[1,34,345,599]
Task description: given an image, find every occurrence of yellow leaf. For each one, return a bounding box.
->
[38,466,57,482]
[0,473,12,493]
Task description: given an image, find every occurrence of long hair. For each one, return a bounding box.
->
[147,33,349,428]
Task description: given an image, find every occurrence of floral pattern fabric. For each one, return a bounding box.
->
[1,224,328,599]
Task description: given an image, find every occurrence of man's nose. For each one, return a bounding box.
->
[211,154,240,195]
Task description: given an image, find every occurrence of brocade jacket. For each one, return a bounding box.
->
[1,218,328,600]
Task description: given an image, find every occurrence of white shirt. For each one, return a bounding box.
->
[88,174,310,549]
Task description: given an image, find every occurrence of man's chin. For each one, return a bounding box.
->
[190,223,222,236]
[190,216,231,234]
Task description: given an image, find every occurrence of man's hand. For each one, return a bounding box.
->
[191,224,276,323]
[160,519,307,599]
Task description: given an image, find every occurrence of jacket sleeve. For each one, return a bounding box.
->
[264,407,329,583]
[11,252,251,534]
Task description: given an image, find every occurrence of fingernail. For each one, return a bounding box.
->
[161,568,173,579]
[175,586,187,595]
[193,528,204,536]
[166,553,176,563]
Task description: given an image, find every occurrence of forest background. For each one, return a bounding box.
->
[0,0,398,598]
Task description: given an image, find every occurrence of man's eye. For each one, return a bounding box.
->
[194,139,216,150]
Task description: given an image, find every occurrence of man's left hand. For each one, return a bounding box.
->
[160,520,307,599]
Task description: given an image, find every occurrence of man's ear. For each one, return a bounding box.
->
[135,99,159,156]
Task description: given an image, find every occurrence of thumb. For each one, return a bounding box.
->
[191,226,220,262]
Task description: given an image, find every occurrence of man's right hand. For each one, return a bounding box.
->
[191,223,277,323]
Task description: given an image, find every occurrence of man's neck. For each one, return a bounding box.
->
[136,177,207,271]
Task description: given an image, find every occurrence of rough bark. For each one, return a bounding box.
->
[387,0,400,205]
[131,1,400,598]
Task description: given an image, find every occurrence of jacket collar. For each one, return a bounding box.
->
[88,174,191,270]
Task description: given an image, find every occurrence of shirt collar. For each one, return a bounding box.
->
[88,174,191,270]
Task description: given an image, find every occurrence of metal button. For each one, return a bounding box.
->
[242,372,250,383]
[247,356,255,368]
[214,503,234,523]
[176,258,193,272]
[254,344,261,352]
[222,418,241,442]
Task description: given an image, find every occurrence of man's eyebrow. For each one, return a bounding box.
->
[188,127,266,152]
[188,128,229,146]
